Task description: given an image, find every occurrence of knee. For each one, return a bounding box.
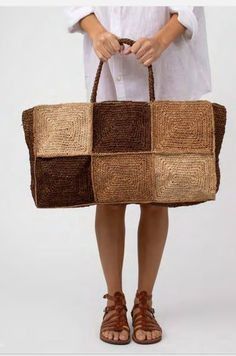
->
[97,203,127,212]
[108,203,127,210]
[140,203,168,214]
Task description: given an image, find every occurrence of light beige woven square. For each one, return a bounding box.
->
[152,153,217,202]
[33,103,93,157]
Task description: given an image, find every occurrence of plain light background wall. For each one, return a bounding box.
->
[0,6,235,354]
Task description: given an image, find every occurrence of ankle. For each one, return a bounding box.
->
[137,288,153,295]
[105,289,126,307]
[134,289,153,307]
[134,297,153,306]
[107,288,123,295]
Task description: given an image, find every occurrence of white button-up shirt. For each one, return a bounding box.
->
[64,6,212,102]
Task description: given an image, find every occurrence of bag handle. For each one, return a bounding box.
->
[90,38,155,103]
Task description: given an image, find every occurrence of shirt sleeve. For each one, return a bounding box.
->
[168,6,198,40]
[64,6,94,34]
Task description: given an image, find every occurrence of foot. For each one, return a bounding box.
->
[100,291,130,344]
[131,290,162,344]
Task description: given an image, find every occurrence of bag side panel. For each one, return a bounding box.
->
[22,108,36,204]
[212,103,227,193]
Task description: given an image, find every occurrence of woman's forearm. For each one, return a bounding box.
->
[153,13,187,49]
[123,13,188,66]
[78,12,187,65]
[79,13,106,40]
[79,13,122,61]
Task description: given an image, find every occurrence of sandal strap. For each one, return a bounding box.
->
[103,291,126,302]
[131,290,162,333]
[100,291,130,334]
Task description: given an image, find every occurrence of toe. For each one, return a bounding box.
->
[135,329,146,341]
[146,331,152,340]
[113,331,119,341]
[119,330,129,341]
[102,331,108,338]
[108,331,114,340]
[152,330,157,339]
[152,330,161,339]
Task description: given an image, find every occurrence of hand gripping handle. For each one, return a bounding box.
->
[90,37,155,103]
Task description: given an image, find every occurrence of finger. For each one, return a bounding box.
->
[102,41,114,56]
[143,57,153,66]
[136,43,151,59]
[104,40,116,55]
[138,49,153,63]
[130,40,143,54]
[109,38,121,53]
[99,47,112,60]
[119,44,125,53]
[96,49,107,62]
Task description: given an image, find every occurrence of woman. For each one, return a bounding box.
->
[65,6,211,345]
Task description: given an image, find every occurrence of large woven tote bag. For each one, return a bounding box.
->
[22,38,227,209]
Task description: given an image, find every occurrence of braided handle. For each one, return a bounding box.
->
[90,38,155,103]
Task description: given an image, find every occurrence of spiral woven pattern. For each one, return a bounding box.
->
[22,99,226,208]
[34,103,93,157]
[151,101,214,153]
[92,152,153,202]
[153,153,216,202]
[93,102,151,152]
[35,156,94,208]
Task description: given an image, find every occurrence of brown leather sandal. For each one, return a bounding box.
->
[100,291,131,345]
[131,290,162,344]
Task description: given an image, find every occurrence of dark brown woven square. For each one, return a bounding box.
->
[22,108,36,202]
[92,102,151,153]
[35,156,94,207]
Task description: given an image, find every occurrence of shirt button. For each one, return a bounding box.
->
[116,75,122,81]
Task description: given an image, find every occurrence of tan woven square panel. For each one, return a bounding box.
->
[151,101,214,154]
[34,103,93,157]
[21,37,227,209]
[92,153,153,203]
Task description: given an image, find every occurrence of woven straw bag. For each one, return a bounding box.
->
[22,38,227,209]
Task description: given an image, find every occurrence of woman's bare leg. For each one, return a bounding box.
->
[133,204,169,342]
[95,203,128,342]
